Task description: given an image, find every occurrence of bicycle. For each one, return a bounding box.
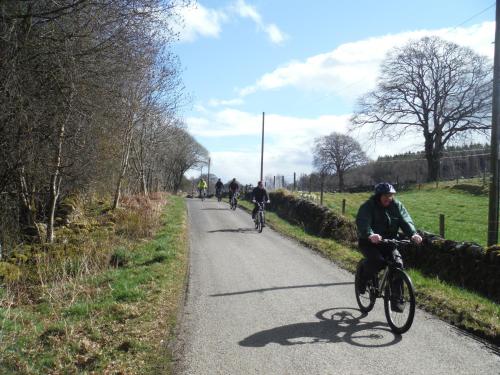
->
[354,239,416,334]
[199,188,206,201]
[216,188,223,202]
[253,201,265,233]
[229,192,238,210]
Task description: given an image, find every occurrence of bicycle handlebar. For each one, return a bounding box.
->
[381,239,412,245]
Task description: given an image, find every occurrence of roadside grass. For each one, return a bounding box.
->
[0,195,188,374]
[318,179,489,246]
[238,199,500,345]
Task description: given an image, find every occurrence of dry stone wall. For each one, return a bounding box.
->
[246,190,500,302]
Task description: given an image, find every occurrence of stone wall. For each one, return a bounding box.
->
[247,190,500,302]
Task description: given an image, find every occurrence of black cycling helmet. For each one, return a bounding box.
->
[374,182,396,195]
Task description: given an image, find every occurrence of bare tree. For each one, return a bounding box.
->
[313,132,368,191]
[351,36,492,182]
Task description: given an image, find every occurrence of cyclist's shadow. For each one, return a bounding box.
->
[239,308,402,348]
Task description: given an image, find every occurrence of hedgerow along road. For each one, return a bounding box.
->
[176,198,499,374]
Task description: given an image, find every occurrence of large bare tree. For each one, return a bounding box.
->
[313,132,368,191]
[351,36,492,182]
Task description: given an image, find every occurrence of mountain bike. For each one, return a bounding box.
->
[253,201,265,233]
[354,239,416,334]
[216,188,222,202]
[199,188,206,201]
[230,192,238,210]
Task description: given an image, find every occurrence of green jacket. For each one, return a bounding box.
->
[356,195,417,240]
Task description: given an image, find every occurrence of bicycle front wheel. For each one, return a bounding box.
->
[258,212,263,232]
[383,269,415,334]
[355,261,376,313]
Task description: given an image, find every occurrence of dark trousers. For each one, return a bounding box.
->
[359,241,403,299]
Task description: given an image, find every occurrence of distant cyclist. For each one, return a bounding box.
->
[355,182,422,312]
[251,181,270,220]
[197,178,207,198]
[229,178,239,206]
[215,178,224,200]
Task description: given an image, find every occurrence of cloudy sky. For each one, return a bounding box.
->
[172,0,495,184]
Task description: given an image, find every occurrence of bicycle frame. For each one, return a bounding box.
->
[376,240,408,295]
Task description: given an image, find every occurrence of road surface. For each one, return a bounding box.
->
[176,198,499,374]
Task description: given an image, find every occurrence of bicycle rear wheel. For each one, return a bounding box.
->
[354,261,376,313]
[383,269,415,334]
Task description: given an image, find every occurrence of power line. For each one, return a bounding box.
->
[454,2,495,28]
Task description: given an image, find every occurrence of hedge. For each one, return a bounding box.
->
[246,190,500,303]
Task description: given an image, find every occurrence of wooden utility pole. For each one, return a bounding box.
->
[293,172,296,191]
[207,157,211,195]
[488,0,500,246]
[260,112,265,182]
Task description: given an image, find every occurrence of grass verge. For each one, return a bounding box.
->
[0,195,188,374]
[239,199,500,346]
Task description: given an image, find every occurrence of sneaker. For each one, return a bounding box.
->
[391,299,405,313]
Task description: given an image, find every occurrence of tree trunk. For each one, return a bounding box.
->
[47,112,69,243]
[426,156,440,182]
[338,170,345,192]
[424,134,442,182]
[113,128,133,209]
[18,169,42,242]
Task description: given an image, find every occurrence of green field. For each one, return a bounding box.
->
[317,179,490,246]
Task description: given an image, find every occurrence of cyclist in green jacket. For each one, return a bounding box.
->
[197,178,208,198]
[356,182,422,312]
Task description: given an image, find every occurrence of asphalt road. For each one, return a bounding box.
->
[176,198,499,375]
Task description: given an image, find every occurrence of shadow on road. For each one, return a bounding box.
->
[239,307,402,348]
[207,227,256,234]
[210,282,353,297]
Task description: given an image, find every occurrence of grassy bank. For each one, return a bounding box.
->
[239,199,500,345]
[0,195,188,374]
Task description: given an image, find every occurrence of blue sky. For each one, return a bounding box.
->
[172,0,495,184]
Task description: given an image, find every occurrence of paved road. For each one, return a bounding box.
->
[176,198,499,374]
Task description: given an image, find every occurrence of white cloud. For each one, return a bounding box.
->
[239,21,494,99]
[174,3,227,42]
[232,0,288,44]
[187,108,350,138]
[174,0,287,44]
[186,109,354,183]
[265,23,287,44]
[207,98,244,107]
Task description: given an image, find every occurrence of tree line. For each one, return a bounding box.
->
[0,1,208,246]
[302,143,490,193]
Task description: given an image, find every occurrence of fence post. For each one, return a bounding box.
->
[439,214,445,238]
[320,173,325,206]
[342,199,346,215]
